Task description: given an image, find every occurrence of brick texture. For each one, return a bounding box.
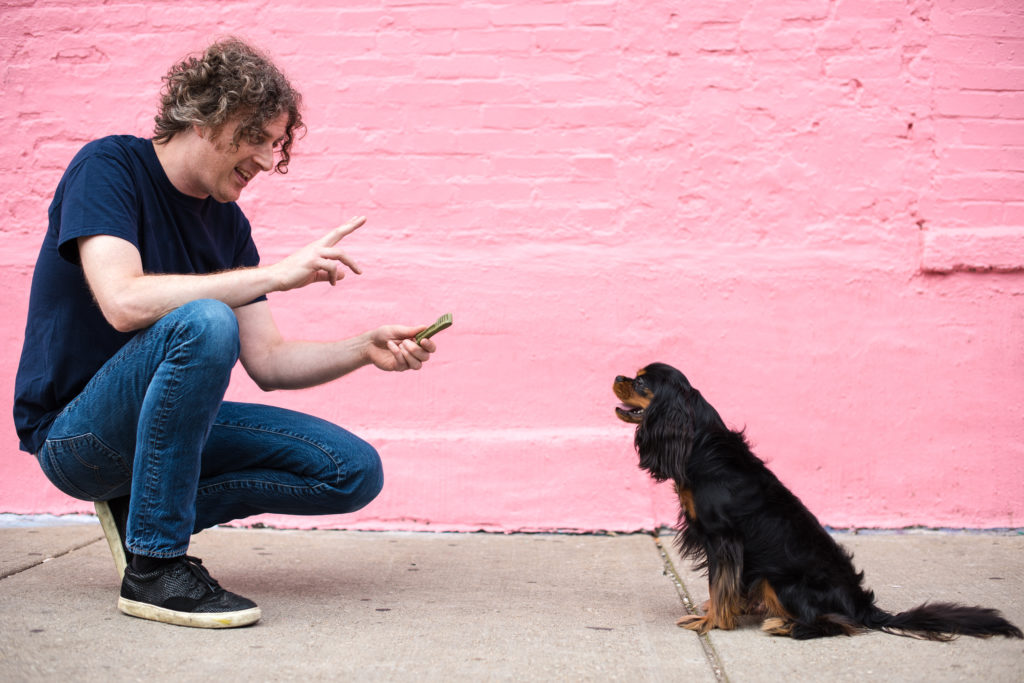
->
[1,1,1022,529]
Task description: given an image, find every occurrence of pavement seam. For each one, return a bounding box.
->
[652,530,729,683]
[0,534,104,580]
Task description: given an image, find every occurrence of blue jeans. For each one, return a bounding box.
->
[36,299,383,559]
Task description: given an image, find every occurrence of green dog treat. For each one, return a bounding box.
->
[415,313,453,344]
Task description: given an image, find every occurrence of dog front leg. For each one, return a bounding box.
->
[677,537,743,633]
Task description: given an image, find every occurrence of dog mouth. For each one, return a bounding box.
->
[614,375,649,423]
[615,404,645,423]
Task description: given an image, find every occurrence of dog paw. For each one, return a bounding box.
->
[676,614,712,634]
[761,617,793,636]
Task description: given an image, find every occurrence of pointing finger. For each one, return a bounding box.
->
[320,216,366,247]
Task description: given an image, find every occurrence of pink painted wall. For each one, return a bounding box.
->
[2,1,1022,531]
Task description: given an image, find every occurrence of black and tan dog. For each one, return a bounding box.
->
[614,362,1022,640]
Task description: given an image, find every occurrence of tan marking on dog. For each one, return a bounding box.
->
[761,617,794,636]
[678,564,744,633]
[613,375,652,410]
[674,483,697,521]
[756,580,792,620]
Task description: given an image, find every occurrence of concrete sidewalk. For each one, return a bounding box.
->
[0,522,1021,682]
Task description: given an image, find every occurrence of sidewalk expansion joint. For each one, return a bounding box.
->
[0,534,104,581]
[652,530,728,683]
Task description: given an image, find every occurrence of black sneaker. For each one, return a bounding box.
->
[95,497,131,580]
[118,555,261,628]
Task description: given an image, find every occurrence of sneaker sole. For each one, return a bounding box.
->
[118,597,262,628]
[94,501,127,581]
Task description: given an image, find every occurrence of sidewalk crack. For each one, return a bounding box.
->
[0,535,104,581]
[653,530,729,683]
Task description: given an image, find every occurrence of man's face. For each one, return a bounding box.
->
[190,113,289,203]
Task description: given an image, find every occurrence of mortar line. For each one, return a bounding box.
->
[652,530,729,683]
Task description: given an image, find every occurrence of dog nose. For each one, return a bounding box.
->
[615,376,629,383]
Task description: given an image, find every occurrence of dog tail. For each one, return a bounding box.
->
[866,603,1023,641]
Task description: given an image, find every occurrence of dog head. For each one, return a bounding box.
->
[613,362,725,482]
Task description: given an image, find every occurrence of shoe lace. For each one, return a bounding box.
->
[181,555,223,593]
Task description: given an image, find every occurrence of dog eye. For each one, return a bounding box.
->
[633,377,648,394]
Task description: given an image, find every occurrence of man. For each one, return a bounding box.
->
[13,38,436,629]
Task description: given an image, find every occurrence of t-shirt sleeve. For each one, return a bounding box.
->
[234,214,261,269]
[233,213,267,306]
[55,149,140,265]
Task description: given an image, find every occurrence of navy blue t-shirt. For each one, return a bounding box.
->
[13,135,263,454]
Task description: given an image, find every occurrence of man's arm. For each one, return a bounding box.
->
[78,217,366,333]
[234,301,434,391]
[77,215,433,389]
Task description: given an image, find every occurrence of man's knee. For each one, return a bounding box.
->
[167,299,240,366]
[311,432,384,513]
[344,439,384,511]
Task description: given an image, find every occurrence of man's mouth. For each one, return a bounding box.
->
[236,167,253,184]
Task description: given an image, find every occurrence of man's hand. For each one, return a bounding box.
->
[366,325,437,372]
[269,216,365,291]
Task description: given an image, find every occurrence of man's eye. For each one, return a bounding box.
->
[243,128,265,144]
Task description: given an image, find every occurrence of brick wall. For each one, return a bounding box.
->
[1,1,1022,529]
[922,1,1024,271]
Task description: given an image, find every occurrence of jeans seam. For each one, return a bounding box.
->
[56,338,134,419]
[40,433,130,500]
[214,422,349,483]
[39,447,92,500]
[137,316,212,551]
[197,479,330,496]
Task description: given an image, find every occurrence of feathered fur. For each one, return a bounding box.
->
[614,362,1022,640]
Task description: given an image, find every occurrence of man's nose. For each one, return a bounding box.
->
[254,142,274,171]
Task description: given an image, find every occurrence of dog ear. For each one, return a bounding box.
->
[635,394,693,483]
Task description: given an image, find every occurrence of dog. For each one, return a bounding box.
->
[614,362,1023,640]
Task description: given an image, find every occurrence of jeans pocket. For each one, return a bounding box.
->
[38,433,131,501]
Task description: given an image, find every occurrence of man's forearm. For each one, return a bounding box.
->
[103,267,282,332]
[79,222,363,334]
[79,234,289,333]
[241,335,373,392]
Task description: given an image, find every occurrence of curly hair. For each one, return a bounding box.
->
[153,38,304,173]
